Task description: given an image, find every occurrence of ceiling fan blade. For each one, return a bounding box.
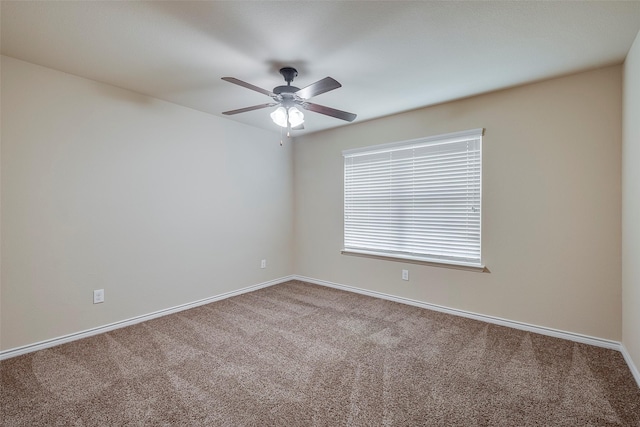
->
[291,123,305,130]
[295,77,341,99]
[221,77,274,97]
[301,102,357,122]
[222,103,277,115]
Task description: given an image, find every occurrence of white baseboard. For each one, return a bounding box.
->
[620,344,640,388]
[0,275,295,361]
[292,275,622,351]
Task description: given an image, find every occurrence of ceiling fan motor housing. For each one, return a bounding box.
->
[273,85,300,94]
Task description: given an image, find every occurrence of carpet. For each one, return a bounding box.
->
[2,280,639,426]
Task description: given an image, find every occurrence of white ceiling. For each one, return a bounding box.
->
[2,1,640,135]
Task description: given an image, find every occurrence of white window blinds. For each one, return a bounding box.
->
[343,129,483,267]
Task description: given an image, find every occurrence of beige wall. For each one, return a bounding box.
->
[0,56,293,351]
[294,65,622,341]
[0,54,628,352]
[623,31,640,373]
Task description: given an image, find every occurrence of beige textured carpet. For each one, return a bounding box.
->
[2,280,639,426]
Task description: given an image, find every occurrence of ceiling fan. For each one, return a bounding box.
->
[221,67,357,130]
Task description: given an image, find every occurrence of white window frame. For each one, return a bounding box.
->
[342,128,484,270]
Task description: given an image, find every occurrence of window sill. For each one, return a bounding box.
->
[341,249,488,273]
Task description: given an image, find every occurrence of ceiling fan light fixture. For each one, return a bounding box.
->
[288,107,304,127]
[270,106,305,128]
[270,106,288,127]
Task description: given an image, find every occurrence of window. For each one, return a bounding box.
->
[343,128,483,268]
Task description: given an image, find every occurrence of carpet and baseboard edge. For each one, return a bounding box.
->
[293,275,640,389]
[0,275,295,361]
[2,273,639,390]
[620,344,640,389]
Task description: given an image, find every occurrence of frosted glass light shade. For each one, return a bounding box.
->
[288,107,304,127]
[270,107,288,127]
[270,106,305,128]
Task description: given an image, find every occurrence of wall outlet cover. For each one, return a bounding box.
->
[93,289,105,304]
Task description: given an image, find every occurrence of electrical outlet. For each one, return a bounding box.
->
[402,270,409,281]
[93,289,104,304]
[261,259,266,269]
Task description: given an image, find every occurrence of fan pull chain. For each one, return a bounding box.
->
[279,122,292,147]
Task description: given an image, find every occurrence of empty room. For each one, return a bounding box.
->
[2,1,640,425]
